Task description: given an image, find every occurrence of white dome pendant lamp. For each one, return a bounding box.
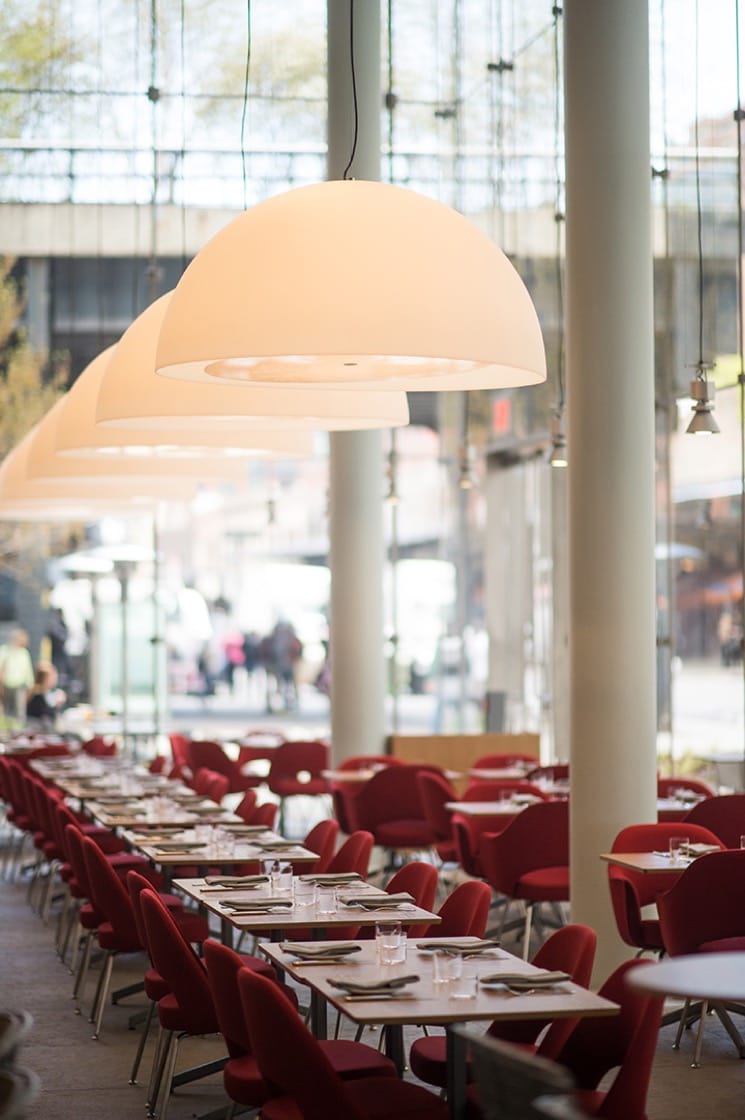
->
[154,179,546,393]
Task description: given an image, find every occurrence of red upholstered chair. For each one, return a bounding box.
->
[462,779,550,803]
[683,793,745,849]
[451,814,484,878]
[658,847,745,1065]
[235,728,285,770]
[266,740,330,830]
[337,860,438,942]
[126,871,211,1086]
[417,879,492,939]
[148,755,167,774]
[81,835,149,1038]
[245,801,280,830]
[188,739,259,794]
[608,822,724,956]
[235,789,258,821]
[416,771,459,863]
[349,765,443,866]
[168,732,192,782]
[546,959,663,1120]
[299,817,340,874]
[238,966,449,1120]
[479,799,570,958]
[204,940,397,1116]
[192,767,230,803]
[409,924,597,1092]
[139,889,223,1120]
[656,776,716,800]
[81,735,117,757]
[325,830,375,877]
[330,756,406,833]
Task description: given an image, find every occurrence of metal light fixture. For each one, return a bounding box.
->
[686,364,720,435]
[548,409,568,467]
[155,180,546,393]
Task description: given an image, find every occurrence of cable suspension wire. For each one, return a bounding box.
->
[239,0,252,209]
[735,0,745,772]
[341,0,358,180]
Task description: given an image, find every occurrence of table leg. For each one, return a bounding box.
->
[310,990,328,1039]
[446,1024,467,1120]
[384,1024,405,1075]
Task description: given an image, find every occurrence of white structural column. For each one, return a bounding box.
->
[327,0,386,762]
[564,0,658,979]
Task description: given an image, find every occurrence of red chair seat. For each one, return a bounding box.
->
[144,967,169,1001]
[272,777,328,797]
[262,1076,447,1120]
[375,819,436,848]
[173,910,210,943]
[156,990,219,1035]
[223,1053,267,1106]
[96,919,143,954]
[700,936,745,953]
[318,1039,397,1081]
[517,866,569,900]
[408,1035,448,1088]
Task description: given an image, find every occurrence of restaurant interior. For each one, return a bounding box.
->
[3,2,745,1118]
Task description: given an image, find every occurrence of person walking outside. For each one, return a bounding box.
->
[0,629,35,725]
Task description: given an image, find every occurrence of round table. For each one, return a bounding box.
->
[627,952,745,1003]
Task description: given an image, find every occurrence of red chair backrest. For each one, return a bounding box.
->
[421,880,492,939]
[683,793,745,849]
[203,939,253,1057]
[64,824,95,899]
[81,736,117,757]
[491,924,597,1056]
[416,771,458,843]
[248,802,279,830]
[82,834,139,937]
[452,815,482,878]
[479,799,569,897]
[193,767,230,803]
[609,821,724,933]
[235,789,258,821]
[126,869,158,948]
[169,732,192,767]
[140,889,217,1035]
[658,847,745,956]
[302,818,339,873]
[351,765,437,831]
[267,741,329,790]
[188,740,240,787]
[555,959,662,1120]
[384,861,438,912]
[657,776,715,799]
[238,967,360,1120]
[325,831,374,877]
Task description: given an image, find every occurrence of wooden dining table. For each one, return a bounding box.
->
[173,874,440,947]
[259,936,618,1120]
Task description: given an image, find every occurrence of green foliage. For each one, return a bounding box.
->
[0,257,67,458]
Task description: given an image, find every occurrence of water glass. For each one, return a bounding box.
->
[294,880,318,909]
[740,835,745,850]
[450,965,478,1001]
[271,861,293,896]
[317,885,337,915]
[432,951,462,985]
[668,835,689,864]
[375,920,403,964]
[194,823,213,844]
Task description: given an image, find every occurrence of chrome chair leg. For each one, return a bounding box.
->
[130,999,156,1084]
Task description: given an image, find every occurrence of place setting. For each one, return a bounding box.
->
[328,973,422,1002]
[278,941,363,967]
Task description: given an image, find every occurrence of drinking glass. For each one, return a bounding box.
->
[432,951,462,985]
[294,880,317,909]
[375,920,403,964]
[668,835,689,864]
[317,885,337,915]
[450,965,478,1000]
[270,861,293,895]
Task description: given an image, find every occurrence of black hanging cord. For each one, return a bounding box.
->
[735,0,745,768]
[240,0,252,209]
[553,4,565,413]
[694,0,706,371]
[342,0,359,180]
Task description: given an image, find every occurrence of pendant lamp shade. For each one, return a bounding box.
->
[155,179,546,392]
[0,428,195,516]
[56,343,313,460]
[27,398,247,487]
[97,292,408,431]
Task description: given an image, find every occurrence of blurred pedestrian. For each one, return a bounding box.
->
[0,629,34,724]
